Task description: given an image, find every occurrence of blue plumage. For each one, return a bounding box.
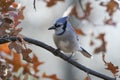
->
[55,16,68,23]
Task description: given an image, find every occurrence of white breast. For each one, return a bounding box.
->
[59,40,70,53]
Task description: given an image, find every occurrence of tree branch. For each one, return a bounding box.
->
[0,36,115,80]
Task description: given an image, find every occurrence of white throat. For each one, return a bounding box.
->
[55,28,64,35]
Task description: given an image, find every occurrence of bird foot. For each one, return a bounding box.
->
[67,53,75,60]
[53,48,60,56]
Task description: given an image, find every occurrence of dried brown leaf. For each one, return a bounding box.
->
[22,63,30,74]
[0,43,11,55]
[100,0,119,16]
[71,2,92,20]
[18,6,25,20]
[12,2,18,8]
[90,40,94,46]
[106,62,119,75]
[42,72,60,80]
[5,53,23,72]
[46,0,57,7]
[80,2,92,20]
[0,20,11,37]
[32,54,44,73]
[102,53,119,76]
[84,76,90,80]
[104,18,116,26]
[70,6,80,19]
[22,48,33,63]
[44,0,64,7]
[94,33,107,54]
[8,41,23,53]
[8,37,33,63]
[94,43,106,53]
[13,76,20,80]
[0,27,6,37]
[0,63,8,77]
[102,53,107,64]
[3,18,13,24]
[90,32,94,46]
[74,28,86,35]
[0,0,14,13]
[9,28,22,36]
[0,17,22,37]
[22,55,44,77]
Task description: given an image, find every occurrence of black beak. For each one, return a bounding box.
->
[48,26,56,30]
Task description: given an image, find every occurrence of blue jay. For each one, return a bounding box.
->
[48,16,92,58]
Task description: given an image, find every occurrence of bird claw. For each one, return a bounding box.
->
[53,48,60,56]
[67,53,76,61]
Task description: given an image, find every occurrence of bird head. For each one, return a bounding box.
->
[48,16,68,35]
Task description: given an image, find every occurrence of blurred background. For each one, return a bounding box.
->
[15,0,120,80]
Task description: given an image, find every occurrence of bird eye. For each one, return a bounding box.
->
[55,23,62,28]
[57,24,61,27]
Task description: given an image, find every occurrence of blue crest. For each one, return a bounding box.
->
[55,16,68,23]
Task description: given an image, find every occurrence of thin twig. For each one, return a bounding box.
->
[0,36,116,80]
[33,0,36,10]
